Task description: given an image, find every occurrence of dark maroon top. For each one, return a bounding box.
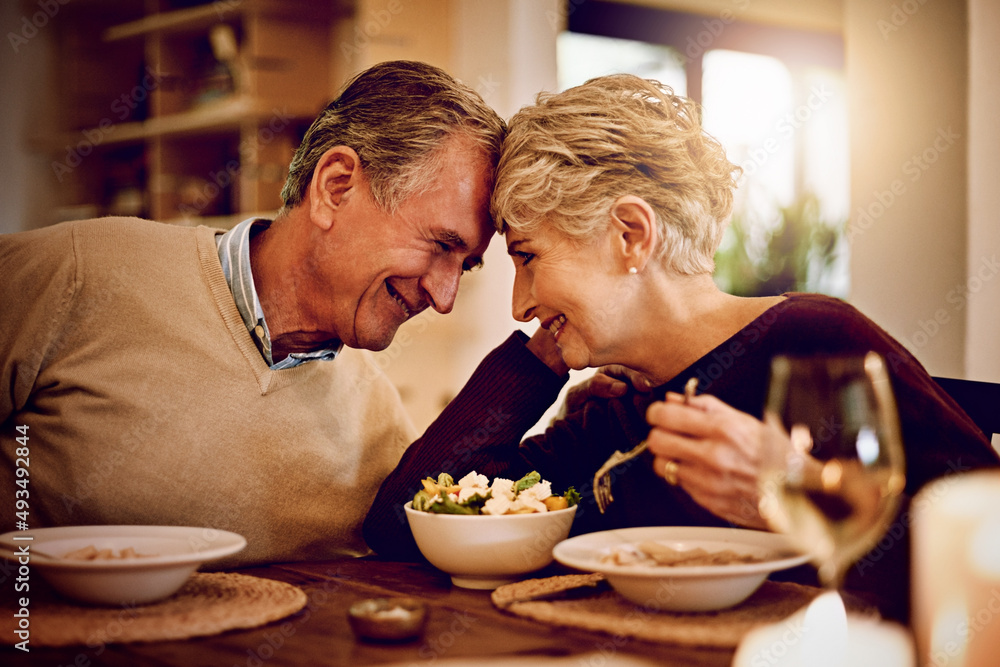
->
[363,294,999,621]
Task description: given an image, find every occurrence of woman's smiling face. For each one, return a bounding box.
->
[506,222,633,371]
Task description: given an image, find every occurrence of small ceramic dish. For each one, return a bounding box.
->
[347,597,429,641]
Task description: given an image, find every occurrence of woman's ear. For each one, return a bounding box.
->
[609,195,657,273]
[308,146,362,230]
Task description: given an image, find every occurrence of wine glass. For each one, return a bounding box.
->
[758,352,907,590]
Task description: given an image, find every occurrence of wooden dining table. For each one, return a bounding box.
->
[2,557,736,666]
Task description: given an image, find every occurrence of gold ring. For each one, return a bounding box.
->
[663,459,680,486]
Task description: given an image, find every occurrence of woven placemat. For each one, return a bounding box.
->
[1,572,307,647]
[492,574,871,649]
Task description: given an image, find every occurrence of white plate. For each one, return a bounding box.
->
[0,525,246,605]
[553,526,810,611]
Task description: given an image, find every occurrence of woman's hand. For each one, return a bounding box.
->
[525,326,570,377]
[645,392,770,529]
[560,365,654,417]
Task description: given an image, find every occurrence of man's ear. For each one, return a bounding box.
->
[609,195,657,272]
[308,146,362,230]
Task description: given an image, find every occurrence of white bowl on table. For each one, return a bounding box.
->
[553,525,810,612]
[0,525,246,605]
[404,501,577,589]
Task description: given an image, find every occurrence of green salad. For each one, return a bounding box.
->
[411,470,580,516]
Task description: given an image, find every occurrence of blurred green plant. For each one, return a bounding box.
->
[713,193,846,297]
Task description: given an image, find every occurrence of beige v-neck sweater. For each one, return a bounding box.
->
[0,217,416,566]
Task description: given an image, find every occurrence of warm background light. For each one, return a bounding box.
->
[1,0,996,434]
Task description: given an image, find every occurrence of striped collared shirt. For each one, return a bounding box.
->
[216,218,342,369]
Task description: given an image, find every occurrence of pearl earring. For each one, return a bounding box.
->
[628,267,638,275]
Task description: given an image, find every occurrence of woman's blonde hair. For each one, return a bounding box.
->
[491,74,741,274]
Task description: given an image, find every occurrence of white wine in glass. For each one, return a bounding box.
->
[758,352,907,589]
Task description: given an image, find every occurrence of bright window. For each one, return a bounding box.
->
[557,32,686,95]
[557,17,849,298]
[702,50,795,223]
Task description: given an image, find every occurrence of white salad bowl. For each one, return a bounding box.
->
[404,501,577,589]
[0,525,246,606]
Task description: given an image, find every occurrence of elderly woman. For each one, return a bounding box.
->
[363,74,998,621]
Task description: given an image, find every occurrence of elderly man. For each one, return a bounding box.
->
[0,61,504,565]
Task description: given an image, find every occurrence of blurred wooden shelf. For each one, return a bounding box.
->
[104,3,237,41]
[54,95,323,148]
[48,0,341,223]
[103,0,337,42]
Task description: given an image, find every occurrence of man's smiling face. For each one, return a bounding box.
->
[317,137,495,351]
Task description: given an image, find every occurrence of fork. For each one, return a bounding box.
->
[592,377,699,513]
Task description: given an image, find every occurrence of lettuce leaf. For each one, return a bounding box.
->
[513,471,541,496]
[426,491,491,515]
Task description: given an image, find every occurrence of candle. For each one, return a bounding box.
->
[732,591,914,667]
[912,470,1000,667]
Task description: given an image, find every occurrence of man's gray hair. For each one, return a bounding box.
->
[281,60,506,214]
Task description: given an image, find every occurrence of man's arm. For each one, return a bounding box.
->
[0,226,78,423]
